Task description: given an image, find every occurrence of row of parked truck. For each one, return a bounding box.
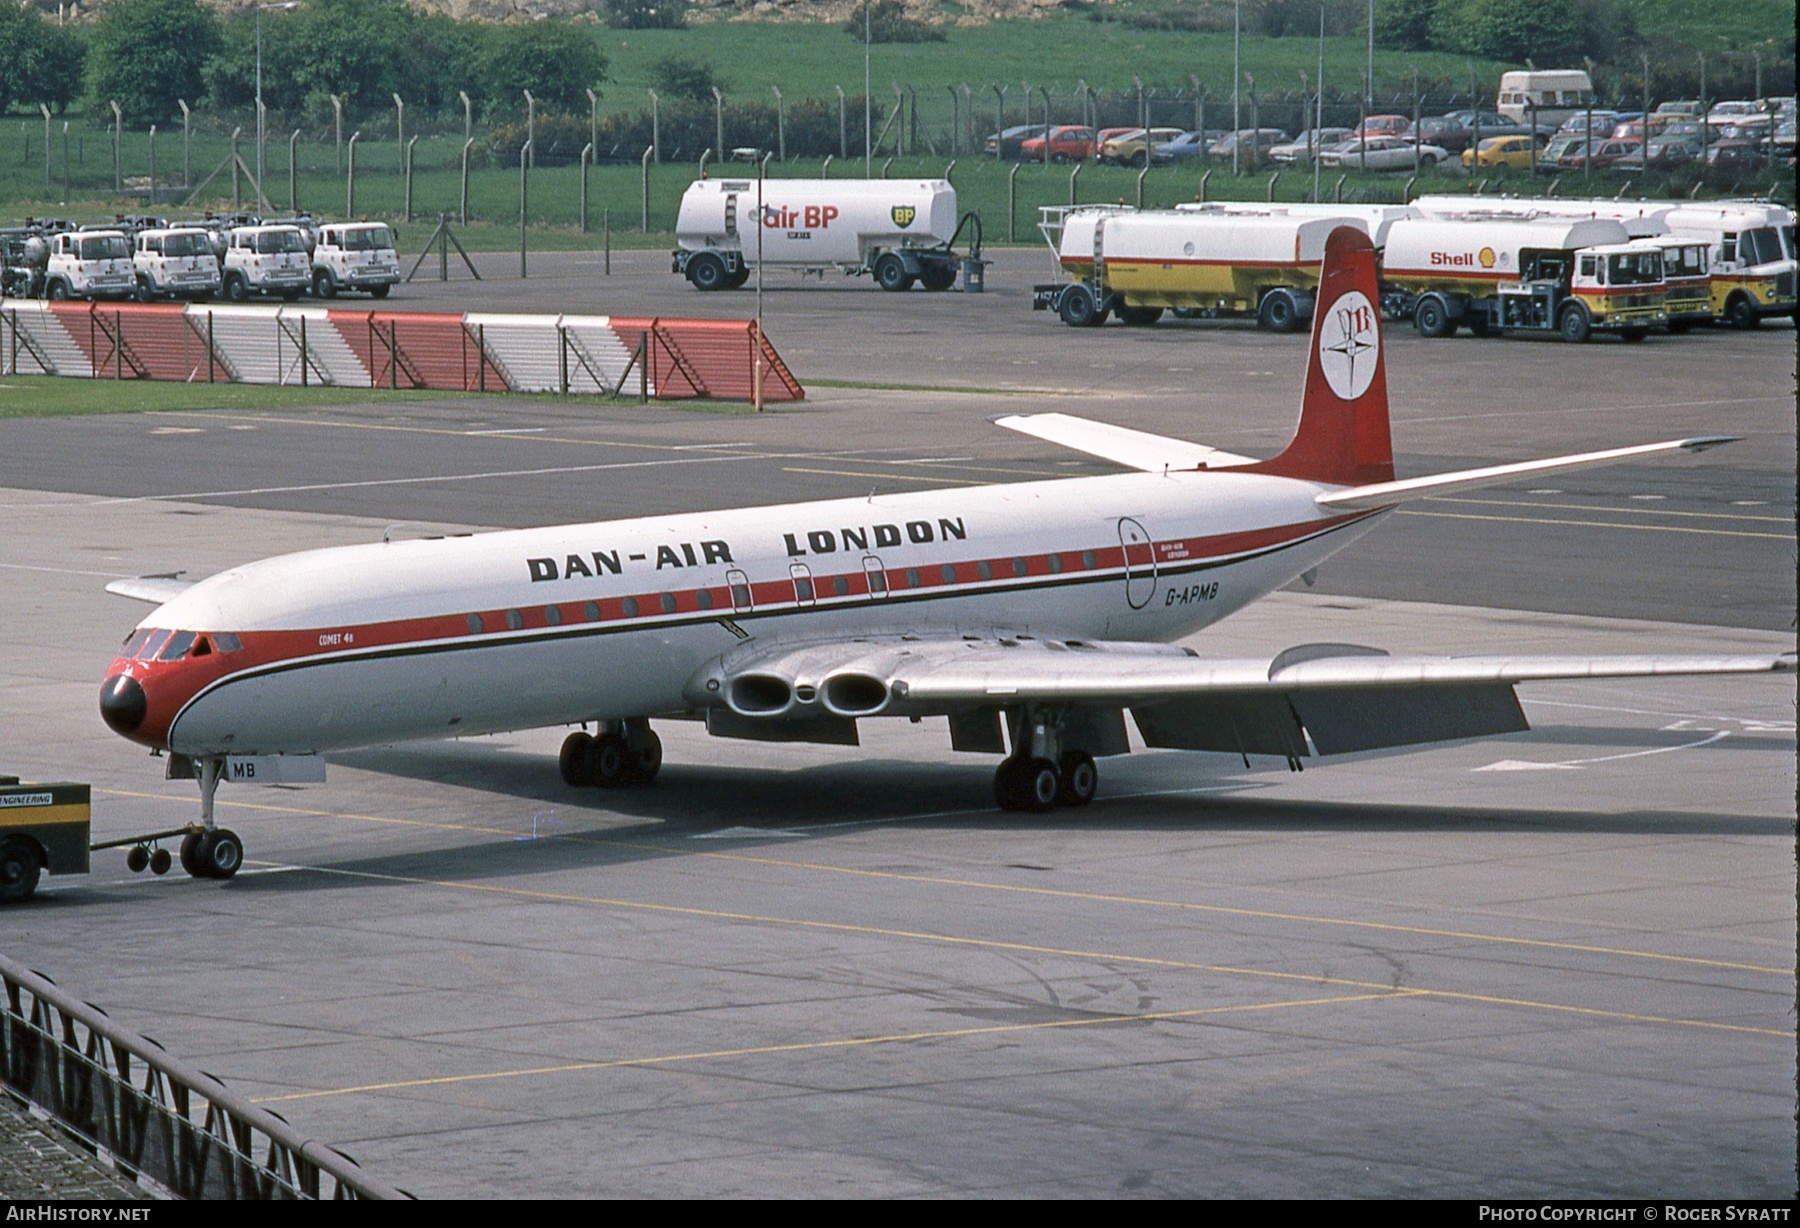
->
[0,214,401,306]
[1032,196,1797,342]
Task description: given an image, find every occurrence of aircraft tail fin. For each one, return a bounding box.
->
[1245,227,1395,487]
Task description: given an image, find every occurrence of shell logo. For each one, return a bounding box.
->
[1478,246,1497,269]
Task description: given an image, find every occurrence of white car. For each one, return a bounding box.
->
[1267,128,1354,165]
[1319,136,1452,171]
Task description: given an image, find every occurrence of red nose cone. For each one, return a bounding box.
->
[100,674,147,735]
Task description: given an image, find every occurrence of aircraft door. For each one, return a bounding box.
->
[862,556,890,599]
[789,562,815,606]
[1118,517,1158,610]
[727,568,753,612]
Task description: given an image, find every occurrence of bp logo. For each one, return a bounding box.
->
[1318,289,1379,401]
[891,205,917,228]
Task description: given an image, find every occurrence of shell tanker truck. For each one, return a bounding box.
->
[1033,204,1418,331]
[1379,213,1666,342]
[673,178,980,292]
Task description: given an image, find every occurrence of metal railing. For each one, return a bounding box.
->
[0,952,410,1200]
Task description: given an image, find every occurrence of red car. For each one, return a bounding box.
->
[1018,126,1098,162]
[1560,138,1643,169]
[1351,114,1410,140]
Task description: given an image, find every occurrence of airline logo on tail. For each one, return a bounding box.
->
[1318,291,1379,402]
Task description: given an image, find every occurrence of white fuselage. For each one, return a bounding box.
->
[115,468,1379,758]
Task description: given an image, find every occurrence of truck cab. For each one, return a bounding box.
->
[1565,244,1667,334]
[221,224,311,302]
[1634,235,1712,329]
[1663,205,1797,327]
[132,227,221,302]
[44,229,135,301]
[311,222,399,299]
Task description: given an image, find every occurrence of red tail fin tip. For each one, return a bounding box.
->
[1247,226,1395,487]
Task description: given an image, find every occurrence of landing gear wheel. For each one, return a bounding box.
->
[629,730,663,784]
[585,734,631,788]
[559,731,594,786]
[918,263,956,292]
[0,838,40,903]
[1058,283,1104,327]
[1056,752,1098,807]
[874,253,914,292]
[1117,305,1164,326]
[1414,296,1454,338]
[188,829,243,880]
[687,252,729,292]
[1557,302,1591,343]
[126,845,150,873]
[179,831,202,876]
[149,848,172,875]
[1019,758,1061,813]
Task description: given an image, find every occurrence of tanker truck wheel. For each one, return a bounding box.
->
[1557,302,1591,343]
[919,263,956,292]
[1058,283,1105,327]
[1117,305,1164,326]
[726,263,751,289]
[686,253,730,292]
[1258,289,1304,333]
[1414,296,1455,338]
[874,253,915,292]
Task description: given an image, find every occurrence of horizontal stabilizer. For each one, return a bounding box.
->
[104,575,194,606]
[991,412,1255,472]
[1315,437,1739,510]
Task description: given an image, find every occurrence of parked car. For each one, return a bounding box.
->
[1350,114,1411,140]
[1206,128,1291,164]
[1018,126,1097,162]
[1654,100,1704,120]
[1320,135,1450,171]
[1706,100,1766,125]
[1462,134,1541,169]
[1267,127,1354,164]
[1442,109,1511,130]
[1646,124,1708,164]
[1559,138,1643,170]
[1152,130,1225,162]
[1704,140,1770,171]
[983,125,1047,159]
[1556,110,1620,141]
[1100,127,1184,164]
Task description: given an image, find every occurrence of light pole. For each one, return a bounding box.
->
[256,3,299,213]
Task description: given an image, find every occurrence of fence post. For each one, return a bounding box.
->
[642,145,652,232]
[604,207,610,275]
[947,85,959,155]
[711,86,724,163]
[835,85,846,159]
[1067,160,1079,204]
[586,87,598,167]
[39,104,50,190]
[993,85,1006,160]
[460,90,472,145]
[524,90,536,168]
[207,311,215,383]
[300,313,307,387]
[1008,162,1019,241]
[346,131,360,216]
[148,125,156,206]
[1136,163,1148,209]
[111,100,122,193]
[822,154,832,178]
[772,86,785,161]
[289,129,300,212]
[331,94,343,174]
[579,143,592,234]
[461,138,474,226]
[61,122,69,206]
[231,126,242,208]
[519,140,531,279]
[648,89,661,163]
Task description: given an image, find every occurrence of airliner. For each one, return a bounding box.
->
[97,228,1792,880]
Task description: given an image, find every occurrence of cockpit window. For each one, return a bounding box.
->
[122,628,152,655]
[134,628,172,660]
[158,631,197,661]
[212,632,244,653]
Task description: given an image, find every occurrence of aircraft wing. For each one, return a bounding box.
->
[104,575,194,605]
[686,637,1794,757]
[991,412,1257,472]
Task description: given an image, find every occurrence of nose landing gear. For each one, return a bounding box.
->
[98,755,246,881]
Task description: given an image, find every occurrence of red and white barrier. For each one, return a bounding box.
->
[0,301,804,402]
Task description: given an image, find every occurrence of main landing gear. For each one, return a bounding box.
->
[991,709,1101,812]
[98,755,244,881]
[558,719,663,790]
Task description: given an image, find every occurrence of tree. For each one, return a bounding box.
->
[0,4,86,113]
[648,54,721,105]
[476,20,607,118]
[87,0,219,125]
[842,0,946,45]
[602,0,686,30]
[1428,0,1584,63]
[1373,0,1440,50]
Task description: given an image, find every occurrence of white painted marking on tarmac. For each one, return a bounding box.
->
[149,427,204,435]
[1733,500,1767,506]
[692,826,808,839]
[1528,488,1562,494]
[1628,494,1666,501]
[464,427,548,436]
[668,442,752,450]
[1523,698,1795,733]
[1476,730,1730,772]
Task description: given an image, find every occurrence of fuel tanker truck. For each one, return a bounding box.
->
[672,178,981,292]
[1033,203,1417,331]
[1379,212,1666,342]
